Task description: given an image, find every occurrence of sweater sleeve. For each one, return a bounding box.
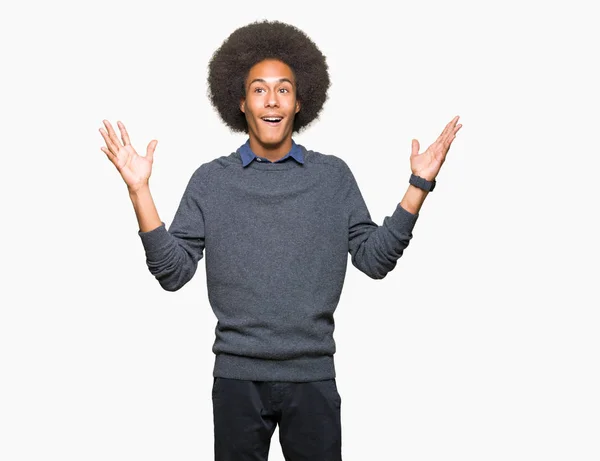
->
[343,162,419,279]
[137,168,206,291]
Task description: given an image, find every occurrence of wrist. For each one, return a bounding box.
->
[400,185,428,214]
[128,183,150,198]
[411,170,436,181]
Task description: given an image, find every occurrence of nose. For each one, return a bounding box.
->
[265,90,279,108]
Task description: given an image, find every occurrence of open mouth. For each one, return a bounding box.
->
[261,116,283,125]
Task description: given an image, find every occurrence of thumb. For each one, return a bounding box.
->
[146,140,157,162]
[411,139,420,158]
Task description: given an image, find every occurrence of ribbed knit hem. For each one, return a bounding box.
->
[213,353,336,382]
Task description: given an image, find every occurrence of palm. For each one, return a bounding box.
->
[100,120,157,192]
[113,144,152,187]
[410,116,462,181]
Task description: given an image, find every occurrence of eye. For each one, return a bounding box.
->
[253,87,265,93]
[279,88,290,93]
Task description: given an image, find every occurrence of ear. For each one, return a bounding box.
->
[295,99,301,114]
[240,98,246,114]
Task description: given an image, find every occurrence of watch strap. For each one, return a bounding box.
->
[409,173,436,192]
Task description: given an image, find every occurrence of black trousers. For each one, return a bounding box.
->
[212,377,342,461]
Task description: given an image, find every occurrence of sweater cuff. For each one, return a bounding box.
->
[390,203,419,232]
[138,222,171,253]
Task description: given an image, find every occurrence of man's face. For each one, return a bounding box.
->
[240,59,301,157]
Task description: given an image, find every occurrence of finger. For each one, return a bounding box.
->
[117,121,131,146]
[439,117,461,146]
[103,120,123,150]
[440,115,459,140]
[100,146,118,165]
[441,124,462,152]
[410,139,420,158]
[99,127,119,154]
[444,123,462,145]
[146,140,157,162]
[434,126,451,147]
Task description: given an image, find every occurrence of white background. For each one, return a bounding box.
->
[1,0,598,460]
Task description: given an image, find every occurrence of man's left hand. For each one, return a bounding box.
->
[410,115,462,182]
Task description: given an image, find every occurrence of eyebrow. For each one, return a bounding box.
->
[248,77,294,86]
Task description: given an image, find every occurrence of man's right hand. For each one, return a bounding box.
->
[99,120,157,194]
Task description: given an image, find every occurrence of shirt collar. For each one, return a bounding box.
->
[238,139,304,167]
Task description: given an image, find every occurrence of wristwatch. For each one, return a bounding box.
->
[409,173,436,192]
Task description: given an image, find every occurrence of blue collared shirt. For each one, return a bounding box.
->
[238,139,304,167]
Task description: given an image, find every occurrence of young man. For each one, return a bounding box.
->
[99,20,461,461]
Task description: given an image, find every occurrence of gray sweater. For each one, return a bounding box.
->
[138,143,419,381]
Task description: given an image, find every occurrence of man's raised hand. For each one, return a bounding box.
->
[99,120,158,193]
[410,116,462,182]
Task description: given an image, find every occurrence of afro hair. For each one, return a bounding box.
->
[207,20,330,134]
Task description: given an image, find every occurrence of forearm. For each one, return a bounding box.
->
[129,185,162,232]
[399,184,429,215]
[349,204,418,279]
[135,172,207,291]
